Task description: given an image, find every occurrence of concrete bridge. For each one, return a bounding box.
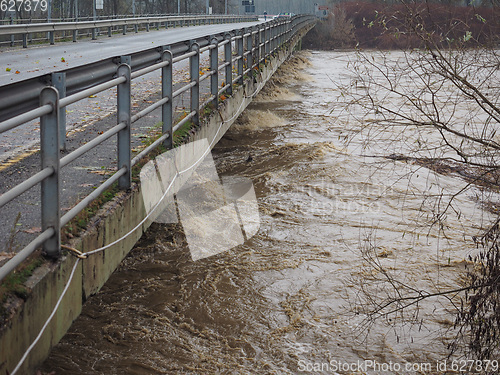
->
[0,14,316,374]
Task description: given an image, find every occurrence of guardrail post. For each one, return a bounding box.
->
[123,24,127,35]
[273,22,277,52]
[22,33,27,48]
[10,16,14,47]
[40,87,61,258]
[237,29,244,85]
[146,22,150,32]
[49,30,55,45]
[246,27,253,72]
[108,26,112,37]
[73,28,78,42]
[209,36,218,108]
[134,24,138,33]
[281,22,284,47]
[264,24,270,57]
[189,41,200,126]
[161,47,173,149]
[275,22,278,49]
[52,73,67,150]
[117,59,131,189]
[279,22,283,49]
[224,32,232,96]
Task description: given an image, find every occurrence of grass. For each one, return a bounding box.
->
[0,254,45,322]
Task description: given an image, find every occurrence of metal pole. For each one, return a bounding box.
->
[255,25,261,67]
[237,29,244,85]
[117,59,131,189]
[177,0,180,14]
[10,16,14,47]
[48,0,54,46]
[209,36,218,108]
[52,73,67,150]
[92,0,97,40]
[162,47,173,149]
[265,24,269,57]
[246,27,253,71]
[224,32,232,96]
[189,41,200,126]
[40,87,61,258]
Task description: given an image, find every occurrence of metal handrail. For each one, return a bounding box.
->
[0,15,256,35]
[0,15,318,282]
[0,14,258,49]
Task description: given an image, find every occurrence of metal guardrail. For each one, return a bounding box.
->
[0,14,258,47]
[0,14,317,281]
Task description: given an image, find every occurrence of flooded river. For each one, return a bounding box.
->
[40,51,495,374]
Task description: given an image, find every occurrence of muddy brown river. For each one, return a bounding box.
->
[39,51,496,374]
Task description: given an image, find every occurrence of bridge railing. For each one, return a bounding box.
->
[0,14,258,47]
[0,14,317,281]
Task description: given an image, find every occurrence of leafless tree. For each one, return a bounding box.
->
[339,0,500,360]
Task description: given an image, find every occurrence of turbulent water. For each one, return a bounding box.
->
[40,51,496,374]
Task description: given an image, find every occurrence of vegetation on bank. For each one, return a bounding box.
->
[303,1,500,49]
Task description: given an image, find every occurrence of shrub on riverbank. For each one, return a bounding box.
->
[304,1,500,49]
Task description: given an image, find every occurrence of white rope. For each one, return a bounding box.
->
[10,258,80,375]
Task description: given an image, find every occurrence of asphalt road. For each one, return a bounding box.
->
[0,20,261,86]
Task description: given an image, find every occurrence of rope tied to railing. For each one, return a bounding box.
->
[61,245,88,259]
